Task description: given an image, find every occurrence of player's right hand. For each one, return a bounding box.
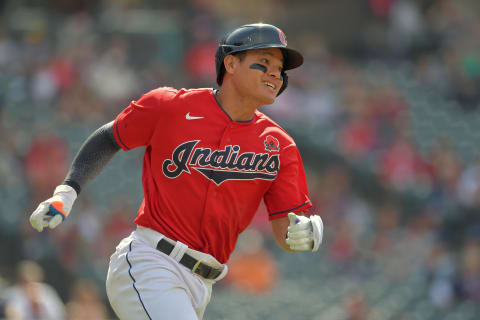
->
[29,185,77,232]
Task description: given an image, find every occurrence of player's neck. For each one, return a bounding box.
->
[215,87,258,122]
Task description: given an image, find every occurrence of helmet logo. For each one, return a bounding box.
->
[277,29,287,46]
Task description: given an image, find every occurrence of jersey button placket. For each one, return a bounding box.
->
[212,124,233,189]
[203,123,231,219]
[220,123,233,148]
[201,124,231,232]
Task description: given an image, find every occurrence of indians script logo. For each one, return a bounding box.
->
[162,140,280,185]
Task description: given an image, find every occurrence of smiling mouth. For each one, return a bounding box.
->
[264,81,276,90]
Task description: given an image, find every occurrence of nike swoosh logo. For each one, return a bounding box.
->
[186,112,204,120]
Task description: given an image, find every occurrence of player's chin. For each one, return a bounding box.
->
[259,90,277,105]
[261,97,276,105]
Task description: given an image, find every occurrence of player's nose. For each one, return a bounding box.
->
[267,67,282,81]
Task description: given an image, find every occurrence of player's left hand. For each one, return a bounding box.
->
[286,212,323,252]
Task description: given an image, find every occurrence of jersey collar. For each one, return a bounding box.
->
[211,89,256,124]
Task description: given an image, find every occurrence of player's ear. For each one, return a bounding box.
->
[223,55,238,75]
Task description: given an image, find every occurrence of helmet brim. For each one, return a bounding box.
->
[280,47,304,70]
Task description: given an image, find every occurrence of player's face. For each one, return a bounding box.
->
[235,48,284,105]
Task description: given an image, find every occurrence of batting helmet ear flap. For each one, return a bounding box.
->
[215,45,226,86]
[277,71,288,96]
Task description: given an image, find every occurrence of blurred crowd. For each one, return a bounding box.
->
[1,0,480,319]
[0,260,107,319]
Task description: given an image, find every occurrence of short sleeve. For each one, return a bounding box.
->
[113,88,175,151]
[264,144,312,220]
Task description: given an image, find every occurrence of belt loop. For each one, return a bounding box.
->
[170,241,188,262]
[215,264,228,282]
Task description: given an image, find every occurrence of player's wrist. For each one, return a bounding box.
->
[62,179,81,195]
[52,184,77,218]
[54,184,77,200]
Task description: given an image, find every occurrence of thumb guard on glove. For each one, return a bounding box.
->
[29,185,77,232]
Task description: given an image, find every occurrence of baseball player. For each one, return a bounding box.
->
[29,23,324,319]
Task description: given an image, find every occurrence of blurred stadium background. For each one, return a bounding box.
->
[1,0,480,319]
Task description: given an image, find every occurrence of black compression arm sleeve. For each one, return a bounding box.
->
[63,121,121,194]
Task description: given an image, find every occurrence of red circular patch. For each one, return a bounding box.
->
[277,29,287,46]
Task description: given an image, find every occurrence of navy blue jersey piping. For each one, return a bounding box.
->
[269,200,311,217]
[212,89,254,123]
[126,241,153,320]
[114,118,130,150]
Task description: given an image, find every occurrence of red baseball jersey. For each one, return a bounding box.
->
[113,87,312,263]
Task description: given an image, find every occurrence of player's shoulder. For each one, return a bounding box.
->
[135,86,178,106]
[134,87,213,112]
[143,87,213,102]
[255,111,297,146]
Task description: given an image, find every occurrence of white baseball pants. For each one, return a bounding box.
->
[106,226,227,320]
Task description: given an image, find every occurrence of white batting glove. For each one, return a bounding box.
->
[286,212,323,252]
[29,185,77,232]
